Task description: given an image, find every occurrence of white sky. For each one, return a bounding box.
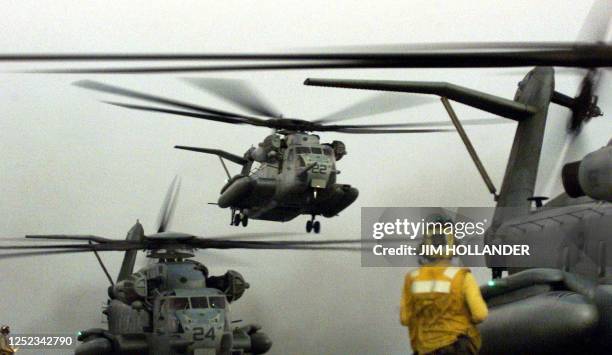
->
[0,1,610,354]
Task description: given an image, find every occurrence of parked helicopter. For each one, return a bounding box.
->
[300,2,611,350]
[68,78,469,233]
[0,178,366,355]
[312,65,610,352]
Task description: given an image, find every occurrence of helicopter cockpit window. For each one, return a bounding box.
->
[209,296,226,309]
[311,147,322,154]
[168,297,190,311]
[190,297,209,309]
[296,147,310,154]
[323,147,333,156]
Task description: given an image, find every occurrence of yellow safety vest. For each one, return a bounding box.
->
[404,266,481,354]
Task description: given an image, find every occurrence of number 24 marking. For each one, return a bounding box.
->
[193,327,215,341]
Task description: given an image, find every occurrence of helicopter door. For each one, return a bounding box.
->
[282,148,297,183]
[285,148,295,173]
[154,297,189,334]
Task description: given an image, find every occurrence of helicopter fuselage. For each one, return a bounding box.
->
[75,258,271,355]
[218,133,358,222]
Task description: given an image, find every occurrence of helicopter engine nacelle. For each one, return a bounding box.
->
[207,270,250,302]
[109,273,147,304]
[250,135,282,162]
[232,325,272,354]
[330,140,346,161]
[562,141,612,202]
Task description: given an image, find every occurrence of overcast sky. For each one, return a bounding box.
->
[0,1,610,354]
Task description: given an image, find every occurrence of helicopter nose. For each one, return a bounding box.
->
[310,175,328,189]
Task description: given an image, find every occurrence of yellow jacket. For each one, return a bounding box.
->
[400,264,488,354]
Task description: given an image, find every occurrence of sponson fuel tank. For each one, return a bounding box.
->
[317,184,359,217]
[479,268,612,354]
[218,175,276,209]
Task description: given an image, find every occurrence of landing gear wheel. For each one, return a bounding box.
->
[233,214,241,226]
[241,215,249,227]
[313,221,321,234]
[306,220,313,233]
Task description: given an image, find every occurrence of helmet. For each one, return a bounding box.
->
[419,214,458,263]
[0,325,9,334]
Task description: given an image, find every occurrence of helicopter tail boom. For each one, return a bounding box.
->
[304,78,536,121]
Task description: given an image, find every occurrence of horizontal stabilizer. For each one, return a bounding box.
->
[175,145,248,165]
[304,78,537,121]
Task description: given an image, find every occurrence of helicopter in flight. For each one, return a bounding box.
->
[3,31,611,236]
[68,78,465,234]
[0,178,366,355]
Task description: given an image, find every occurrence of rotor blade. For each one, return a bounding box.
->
[203,232,326,241]
[0,43,607,61]
[74,80,258,120]
[543,133,577,197]
[193,235,373,252]
[200,245,366,251]
[0,249,98,260]
[189,238,368,251]
[205,232,306,241]
[157,176,181,233]
[239,239,365,245]
[313,93,436,124]
[577,0,611,43]
[326,118,509,129]
[0,44,583,61]
[25,234,114,243]
[325,128,453,134]
[104,101,265,126]
[0,243,99,250]
[29,61,369,74]
[184,78,282,118]
[299,41,598,53]
[0,242,137,251]
[594,68,610,97]
[12,46,612,73]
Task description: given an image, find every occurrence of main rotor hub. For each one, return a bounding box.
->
[146,247,195,260]
[268,117,317,132]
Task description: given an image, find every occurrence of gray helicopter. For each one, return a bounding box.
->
[299,2,611,350]
[4,39,612,237]
[69,78,461,233]
[0,179,365,355]
[316,66,610,352]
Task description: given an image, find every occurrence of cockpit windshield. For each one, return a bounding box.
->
[310,147,322,154]
[209,296,226,309]
[167,297,190,311]
[190,297,209,308]
[296,147,310,154]
[165,296,226,310]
